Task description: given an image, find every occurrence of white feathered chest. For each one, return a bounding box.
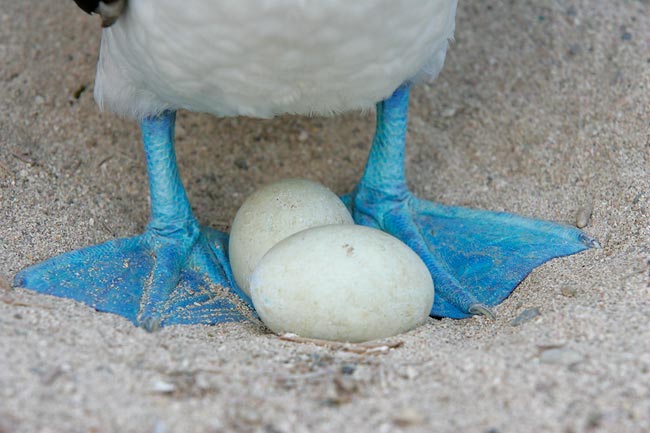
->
[94,0,457,119]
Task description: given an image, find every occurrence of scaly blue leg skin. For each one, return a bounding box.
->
[13,111,253,330]
[344,84,599,319]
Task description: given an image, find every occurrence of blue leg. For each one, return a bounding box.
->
[344,85,599,319]
[13,111,253,329]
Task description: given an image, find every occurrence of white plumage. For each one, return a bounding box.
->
[94,0,458,119]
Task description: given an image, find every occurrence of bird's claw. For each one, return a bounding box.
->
[140,316,163,332]
[468,304,496,320]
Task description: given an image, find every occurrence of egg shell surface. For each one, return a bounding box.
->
[250,224,434,343]
[229,178,353,296]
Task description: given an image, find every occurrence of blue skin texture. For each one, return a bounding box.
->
[13,84,597,328]
[14,112,253,330]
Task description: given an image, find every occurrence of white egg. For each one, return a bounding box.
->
[250,225,434,343]
[229,178,353,296]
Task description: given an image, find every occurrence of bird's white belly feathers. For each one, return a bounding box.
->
[95,0,457,119]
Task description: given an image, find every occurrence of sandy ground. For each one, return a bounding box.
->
[1,1,649,432]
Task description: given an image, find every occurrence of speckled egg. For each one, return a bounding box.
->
[250,224,434,342]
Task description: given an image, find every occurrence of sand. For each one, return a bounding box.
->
[1,1,649,432]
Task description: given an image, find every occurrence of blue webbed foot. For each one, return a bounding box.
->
[346,84,598,319]
[345,189,597,318]
[13,225,253,330]
[14,111,253,329]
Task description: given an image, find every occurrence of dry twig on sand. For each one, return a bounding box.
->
[278,333,403,355]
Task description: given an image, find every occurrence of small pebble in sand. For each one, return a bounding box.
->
[510,307,541,327]
[234,158,248,170]
[150,379,175,394]
[575,203,593,228]
[440,106,458,117]
[561,286,578,297]
[392,408,426,427]
[539,348,584,366]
